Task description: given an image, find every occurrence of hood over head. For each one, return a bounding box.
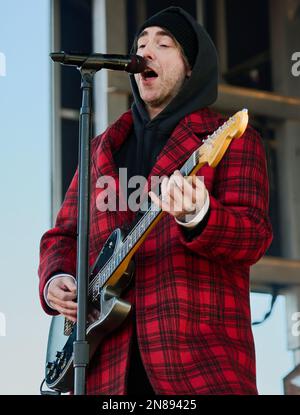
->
[130,6,219,132]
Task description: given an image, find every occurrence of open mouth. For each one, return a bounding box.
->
[141,68,158,80]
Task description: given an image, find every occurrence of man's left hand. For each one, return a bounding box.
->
[149,170,208,224]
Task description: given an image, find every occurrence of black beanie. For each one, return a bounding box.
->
[136,9,198,68]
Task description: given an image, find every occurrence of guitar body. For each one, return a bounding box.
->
[45,228,134,393]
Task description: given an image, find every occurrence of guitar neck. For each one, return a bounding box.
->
[88,147,205,301]
[68,109,249,329]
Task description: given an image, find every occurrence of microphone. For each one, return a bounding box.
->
[50,51,147,73]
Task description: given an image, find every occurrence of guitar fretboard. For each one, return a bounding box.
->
[88,149,200,302]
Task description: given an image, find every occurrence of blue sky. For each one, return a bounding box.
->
[0,0,294,395]
[0,0,51,394]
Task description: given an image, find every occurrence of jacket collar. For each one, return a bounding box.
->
[149,107,223,179]
[94,107,223,210]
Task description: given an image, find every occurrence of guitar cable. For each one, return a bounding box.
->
[40,378,61,396]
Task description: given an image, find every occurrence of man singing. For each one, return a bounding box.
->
[39,7,273,395]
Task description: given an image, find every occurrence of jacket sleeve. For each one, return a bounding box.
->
[177,127,273,266]
[38,169,78,315]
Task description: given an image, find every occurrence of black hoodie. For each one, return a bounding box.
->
[114,6,218,191]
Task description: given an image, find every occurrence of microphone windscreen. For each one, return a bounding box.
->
[126,55,147,73]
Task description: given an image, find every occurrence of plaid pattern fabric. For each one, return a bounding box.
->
[38,108,273,395]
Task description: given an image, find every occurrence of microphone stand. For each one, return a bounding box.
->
[73,67,95,395]
[50,51,145,395]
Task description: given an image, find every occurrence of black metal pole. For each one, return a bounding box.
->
[73,68,95,395]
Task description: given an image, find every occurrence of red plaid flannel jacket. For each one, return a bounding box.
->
[38,107,273,395]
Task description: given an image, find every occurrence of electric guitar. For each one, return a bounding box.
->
[44,109,249,393]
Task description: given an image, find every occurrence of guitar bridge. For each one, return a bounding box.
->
[64,318,74,336]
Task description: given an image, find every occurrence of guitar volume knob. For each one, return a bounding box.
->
[46,361,54,370]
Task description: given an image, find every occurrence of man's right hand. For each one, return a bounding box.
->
[47,276,78,322]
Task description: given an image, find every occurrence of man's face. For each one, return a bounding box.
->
[134,26,192,117]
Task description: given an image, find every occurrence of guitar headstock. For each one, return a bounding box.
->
[198,109,249,168]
